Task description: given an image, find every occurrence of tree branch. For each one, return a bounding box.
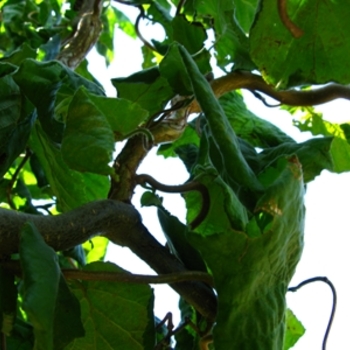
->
[0,200,217,322]
[188,71,350,113]
[56,0,103,69]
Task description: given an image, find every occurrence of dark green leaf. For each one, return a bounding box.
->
[66,262,155,350]
[0,74,35,177]
[30,123,109,212]
[158,207,207,272]
[159,43,193,95]
[62,87,115,175]
[20,222,61,350]
[53,276,85,350]
[13,59,104,143]
[0,43,37,66]
[171,16,207,54]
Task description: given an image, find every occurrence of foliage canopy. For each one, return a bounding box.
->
[0,0,349,349]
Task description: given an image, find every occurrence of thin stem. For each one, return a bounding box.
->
[288,276,337,350]
[135,174,210,229]
[62,269,214,286]
[135,6,158,52]
[7,149,32,209]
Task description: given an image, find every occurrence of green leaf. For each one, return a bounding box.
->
[283,309,305,350]
[159,43,193,95]
[190,0,255,69]
[294,114,350,173]
[234,0,259,33]
[66,262,155,350]
[157,207,207,272]
[186,165,248,234]
[30,123,109,212]
[53,276,85,349]
[258,137,334,183]
[20,222,61,350]
[250,0,350,88]
[171,16,207,54]
[220,91,295,147]
[112,68,174,115]
[13,59,104,143]
[88,94,149,139]
[82,237,109,263]
[188,156,305,349]
[62,87,114,175]
[0,42,37,66]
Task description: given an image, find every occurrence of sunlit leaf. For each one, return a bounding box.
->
[250,0,350,88]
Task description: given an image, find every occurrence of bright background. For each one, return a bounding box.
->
[87,5,350,348]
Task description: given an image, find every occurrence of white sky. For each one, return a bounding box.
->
[87,7,350,349]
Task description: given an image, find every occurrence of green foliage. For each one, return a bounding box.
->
[250,0,350,88]
[0,0,348,348]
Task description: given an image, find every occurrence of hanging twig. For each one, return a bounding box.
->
[6,149,32,209]
[135,6,158,52]
[288,276,337,350]
[277,0,304,38]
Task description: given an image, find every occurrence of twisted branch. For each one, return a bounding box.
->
[188,71,350,113]
[0,200,217,322]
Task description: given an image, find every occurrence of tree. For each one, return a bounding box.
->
[0,0,348,348]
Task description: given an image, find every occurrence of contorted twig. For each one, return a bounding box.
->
[136,174,210,229]
[288,276,337,350]
[188,71,350,113]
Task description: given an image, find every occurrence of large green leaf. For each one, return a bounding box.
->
[66,262,155,350]
[112,68,174,115]
[62,87,115,175]
[30,123,109,212]
[88,94,149,139]
[13,59,104,143]
[188,156,305,349]
[20,222,60,350]
[250,0,350,88]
